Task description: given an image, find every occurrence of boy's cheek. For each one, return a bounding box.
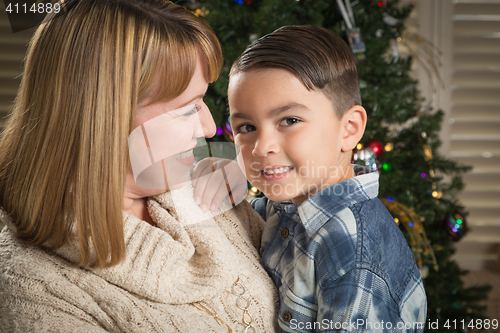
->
[245,168,261,183]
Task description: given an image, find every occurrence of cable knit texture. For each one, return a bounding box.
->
[0,185,280,332]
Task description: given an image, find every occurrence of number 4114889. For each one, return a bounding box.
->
[444,319,498,330]
[5,3,61,14]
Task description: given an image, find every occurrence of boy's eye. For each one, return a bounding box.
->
[237,124,256,133]
[279,117,300,126]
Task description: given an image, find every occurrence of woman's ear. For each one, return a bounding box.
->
[341,105,367,152]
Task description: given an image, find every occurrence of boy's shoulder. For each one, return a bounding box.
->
[313,197,423,305]
[351,197,421,294]
[310,196,401,280]
[301,197,424,319]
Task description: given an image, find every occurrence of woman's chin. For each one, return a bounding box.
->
[167,180,192,191]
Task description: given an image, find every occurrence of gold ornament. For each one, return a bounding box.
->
[423,144,433,161]
[398,30,445,93]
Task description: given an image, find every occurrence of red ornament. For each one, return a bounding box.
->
[366,140,384,158]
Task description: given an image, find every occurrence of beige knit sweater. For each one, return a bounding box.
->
[0,186,280,332]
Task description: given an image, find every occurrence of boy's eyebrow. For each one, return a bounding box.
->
[230,103,309,121]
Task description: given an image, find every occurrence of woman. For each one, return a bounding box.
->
[0,1,279,332]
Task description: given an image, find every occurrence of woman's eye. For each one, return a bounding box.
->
[237,124,256,133]
[280,117,300,126]
[183,105,201,117]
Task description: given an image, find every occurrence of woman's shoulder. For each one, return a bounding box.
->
[0,227,61,319]
[0,226,36,260]
[0,234,111,331]
[0,226,91,297]
[0,226,65,282]
[0,227,110,331]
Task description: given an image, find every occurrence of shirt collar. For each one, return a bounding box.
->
[272,165,379,235]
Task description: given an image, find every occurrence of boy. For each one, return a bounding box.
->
[196,25,427,332]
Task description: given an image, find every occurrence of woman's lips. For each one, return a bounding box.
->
[175,149,194,166]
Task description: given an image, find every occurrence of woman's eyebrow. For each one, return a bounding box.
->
[181,93,206,108]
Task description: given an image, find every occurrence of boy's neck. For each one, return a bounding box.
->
[290,163,356,204]
[338,163,356,182]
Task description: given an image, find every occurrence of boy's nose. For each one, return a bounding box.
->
[252,133,280,157]
[193,105,216,138]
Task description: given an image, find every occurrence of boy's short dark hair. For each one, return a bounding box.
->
[230,25,361,118]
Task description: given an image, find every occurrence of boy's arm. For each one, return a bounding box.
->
[316,268,426,332]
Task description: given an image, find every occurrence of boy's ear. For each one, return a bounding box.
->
[341,105,367,152]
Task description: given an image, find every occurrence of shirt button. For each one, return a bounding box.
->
[282,312,292,322]
[280,228,289,238]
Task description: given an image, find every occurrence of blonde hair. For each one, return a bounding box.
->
[0,0,222,268]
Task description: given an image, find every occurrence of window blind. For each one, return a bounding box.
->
[0,4,33,229]
[450,0,500,270]
[0,3,32,127]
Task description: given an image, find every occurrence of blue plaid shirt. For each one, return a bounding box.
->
[251,166,427,332]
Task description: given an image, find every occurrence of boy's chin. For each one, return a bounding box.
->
[257,188,304,204]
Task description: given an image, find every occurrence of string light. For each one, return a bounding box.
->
[234,0,252,5]
[432,191,442,199]
[191,5,209,17]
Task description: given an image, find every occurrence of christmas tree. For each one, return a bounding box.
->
[181,0,491,331]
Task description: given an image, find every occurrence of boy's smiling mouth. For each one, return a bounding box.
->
[261,166,294,179]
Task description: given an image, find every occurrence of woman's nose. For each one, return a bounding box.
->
[194,105,216,138]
